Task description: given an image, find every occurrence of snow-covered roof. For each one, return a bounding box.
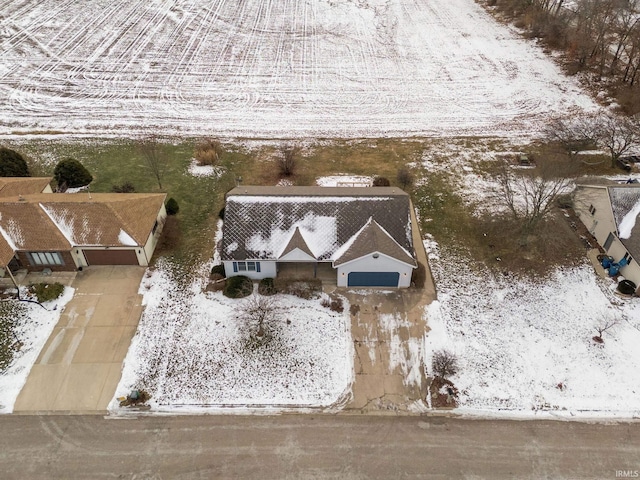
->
[608,185,640,259]
[221,186,415,264]
[0,191,166,265]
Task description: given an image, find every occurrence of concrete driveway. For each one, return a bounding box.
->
[13,266,145,414]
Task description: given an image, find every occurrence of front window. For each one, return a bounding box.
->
[234,261,260,272]
[28,252,64,266]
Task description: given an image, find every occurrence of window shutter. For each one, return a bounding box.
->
[256,262,261,273]
[233,262,238,273]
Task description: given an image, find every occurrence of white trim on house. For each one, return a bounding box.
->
[335,252,414,288]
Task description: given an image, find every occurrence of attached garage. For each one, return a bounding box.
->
[348,271,400,287]
[82,249,138,266]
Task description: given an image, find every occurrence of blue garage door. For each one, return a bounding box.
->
[348,272,400,287]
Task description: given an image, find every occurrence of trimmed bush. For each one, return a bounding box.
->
[321,296,344,313]
[223,275,253,298]
[166,197,179,215]
[274,278,322,299]
[0,147,30,177]
[29,282,64,303]
[258,277,276,296]
[412,262,427,288]
[111,181,136,193]
[53,158,93,189]
[372,176,391,186]
[211,264,226,277]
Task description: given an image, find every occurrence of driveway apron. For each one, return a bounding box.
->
[13,266,145,414]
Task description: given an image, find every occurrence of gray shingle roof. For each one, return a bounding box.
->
[333,219,416,266]
[608,185,640,260]
[279,226,315,259]
[221,186,415,263]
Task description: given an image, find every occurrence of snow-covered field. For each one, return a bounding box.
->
[0,287,74,413]
[0,0,595,137]
[112,261,352,412]
[426,254,640,417]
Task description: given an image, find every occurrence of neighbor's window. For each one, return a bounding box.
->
[28,252,64,266]
[589,204,596,215]
[233,261,260,272]
[623,252,633,264]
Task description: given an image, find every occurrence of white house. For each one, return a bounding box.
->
[574,180,640,294]
[220,186,418,288]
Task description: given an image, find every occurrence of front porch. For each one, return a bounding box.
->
[276,262,336,284]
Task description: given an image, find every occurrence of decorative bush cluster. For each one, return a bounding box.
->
[258,277,276,296]
[29,282,65,303]
[223,275,253,298]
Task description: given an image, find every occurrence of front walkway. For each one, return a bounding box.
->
[13,266,145,414]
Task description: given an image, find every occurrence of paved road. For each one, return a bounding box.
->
[0,415,638,479]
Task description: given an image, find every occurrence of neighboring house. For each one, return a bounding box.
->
[0,177,166,275]
[574,180,640,293]
[221,186,418,288]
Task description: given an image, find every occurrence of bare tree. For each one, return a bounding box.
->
[432,349,459,379]
[495,159,574,238]
[545,114,599,160]
[593,318,618,343]
[278,145,300,177]
[138,136,169,189]
[240,294,279,339]
[396,166,414,189]
[592,113,640,168]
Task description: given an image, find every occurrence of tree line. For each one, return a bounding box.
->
[486,0,640,113]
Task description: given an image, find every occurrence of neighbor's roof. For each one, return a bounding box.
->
[222,186,415,264]
[608,185,640,260]
[0,177,51,198]
[0,192,166,265]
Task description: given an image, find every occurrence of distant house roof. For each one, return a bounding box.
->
[0,177,51,198]
[0,190,166,267]
[221,186,415,265]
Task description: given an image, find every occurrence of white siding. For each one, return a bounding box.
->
[574,186,616,244]
[223,260,276,280]
[335,253,414,288]
[142,203,167,265]
[70,248,86,268]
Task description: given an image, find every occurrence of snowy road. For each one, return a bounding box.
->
[0,0,595,137]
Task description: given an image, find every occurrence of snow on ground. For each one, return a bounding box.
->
[112,260,352,412]
[187,158,225,178]
[425,235,640,416]
[0,0,595,138]
[316,175,373,187]
[0,287,74,413]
